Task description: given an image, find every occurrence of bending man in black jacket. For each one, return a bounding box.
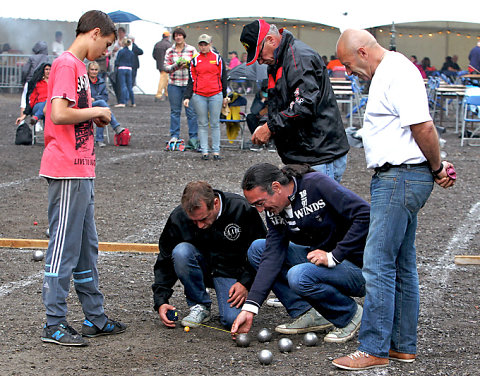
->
[240,20,350,182]
[152,181,266,329]
[231,163,369,343]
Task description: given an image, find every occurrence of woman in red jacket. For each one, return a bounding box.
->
[29,63,51,125]
[183,34,228,160]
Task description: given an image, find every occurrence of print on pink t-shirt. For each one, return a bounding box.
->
[39,51,96,179]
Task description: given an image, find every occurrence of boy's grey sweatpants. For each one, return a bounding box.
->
[42,178,107,329]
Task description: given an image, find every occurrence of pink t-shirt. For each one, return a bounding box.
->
[39,51,95,179]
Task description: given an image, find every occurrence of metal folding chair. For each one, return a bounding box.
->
[461,94,480,146]
[220,94,247,149]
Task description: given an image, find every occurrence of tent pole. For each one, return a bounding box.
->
[223,18,229,59]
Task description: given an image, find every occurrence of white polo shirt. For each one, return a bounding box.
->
[362,51,432,169]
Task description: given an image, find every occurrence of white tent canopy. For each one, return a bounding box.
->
[2,0,480,31]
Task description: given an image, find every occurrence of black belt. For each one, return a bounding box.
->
[374,161,429,173]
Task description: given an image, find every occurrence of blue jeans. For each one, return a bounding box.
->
[192,92,223,154]
[358,165,433,358]
[288,260,365,328]
[117,68,134,105]
[171,242,241,328]
[92,100,120,142]
[248,239,311,318]
[168,84,198,140]
[32,101,46,120]
[311,154,347,183]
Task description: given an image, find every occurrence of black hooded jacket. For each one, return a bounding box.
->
[152,190,266,312]
[266,30,349,165]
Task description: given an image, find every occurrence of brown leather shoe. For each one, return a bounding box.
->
[389,349,416,363]
[333,350,389,370]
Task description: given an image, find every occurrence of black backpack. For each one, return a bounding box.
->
[15,122,32,145]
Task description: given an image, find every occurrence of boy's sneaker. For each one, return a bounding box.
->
[114,126,125,135]
[41,321,88,346]
[81,318,127,338]
[324,304,363,343]
[96,141,106,148]
[181,304,211,328]
[275,307,333,334]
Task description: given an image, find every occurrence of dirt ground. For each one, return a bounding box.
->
[0,91,479,376]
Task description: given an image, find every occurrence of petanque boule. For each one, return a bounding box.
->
[303,332,318,346]
[236,333,251,347]
[32,250,44,261]
[257,328,272,343]
[258,349,273,365]
[278,337,294,352]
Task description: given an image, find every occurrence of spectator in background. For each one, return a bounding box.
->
[409,55,426,79]
[322,55,329,66]
[228,51,241,70]
[246,83,268,152]
[326,55,342,71]
[1,43,12,53]
[52,31,64,57]
[163,27,198,150]
[111,27,127,103]
[240,52,247,64]
[95,55,108,80]
[183,34,228,161]
[16,62,50,128]
[441,55,460,72]
[421,57,437,77]
[130,35,143,86]
[441,55,460,83]
[153,31,171,101]
[87,61,125,147]
[18,41,49,124]
[468,41,480,74]
[27,63,50,127]
[114,37,136,108]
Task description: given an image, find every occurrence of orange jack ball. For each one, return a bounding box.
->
[184,326,190,332]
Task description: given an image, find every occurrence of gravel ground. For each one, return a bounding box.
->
[0,92,479,375]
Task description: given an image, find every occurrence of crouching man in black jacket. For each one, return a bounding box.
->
[152,181,266,329]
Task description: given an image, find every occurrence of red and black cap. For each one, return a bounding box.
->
[240,19,270,66]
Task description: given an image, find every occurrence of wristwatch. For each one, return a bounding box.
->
[431,162,444,179]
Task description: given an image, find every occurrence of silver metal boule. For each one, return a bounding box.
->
[32,250,44,261]
[278,337,293,352]
[257,328,272,343]
[258,349,273,365]
[236,333,251,347]
[303,332,318,346]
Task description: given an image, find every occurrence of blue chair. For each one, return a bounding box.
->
[461,95,480,146]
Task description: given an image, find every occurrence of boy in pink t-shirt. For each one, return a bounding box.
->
[39,10,126,347]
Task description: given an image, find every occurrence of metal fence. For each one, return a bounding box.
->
[0,54,55,89]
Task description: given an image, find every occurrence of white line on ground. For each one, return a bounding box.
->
[0,270,43,298]
[0,176,40,189]
[426,201,480,303]
[0,151,162,190]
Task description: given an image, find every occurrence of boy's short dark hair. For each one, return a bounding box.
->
[172,28,186,39]
[76,10,117,39]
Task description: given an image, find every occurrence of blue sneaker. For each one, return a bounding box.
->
[81,318,127,338]
[41,321,88,346]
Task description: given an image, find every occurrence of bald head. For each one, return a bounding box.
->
[336,29,386,80]
[337,29,377,54]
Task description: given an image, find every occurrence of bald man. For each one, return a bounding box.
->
[332,29,455,371]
